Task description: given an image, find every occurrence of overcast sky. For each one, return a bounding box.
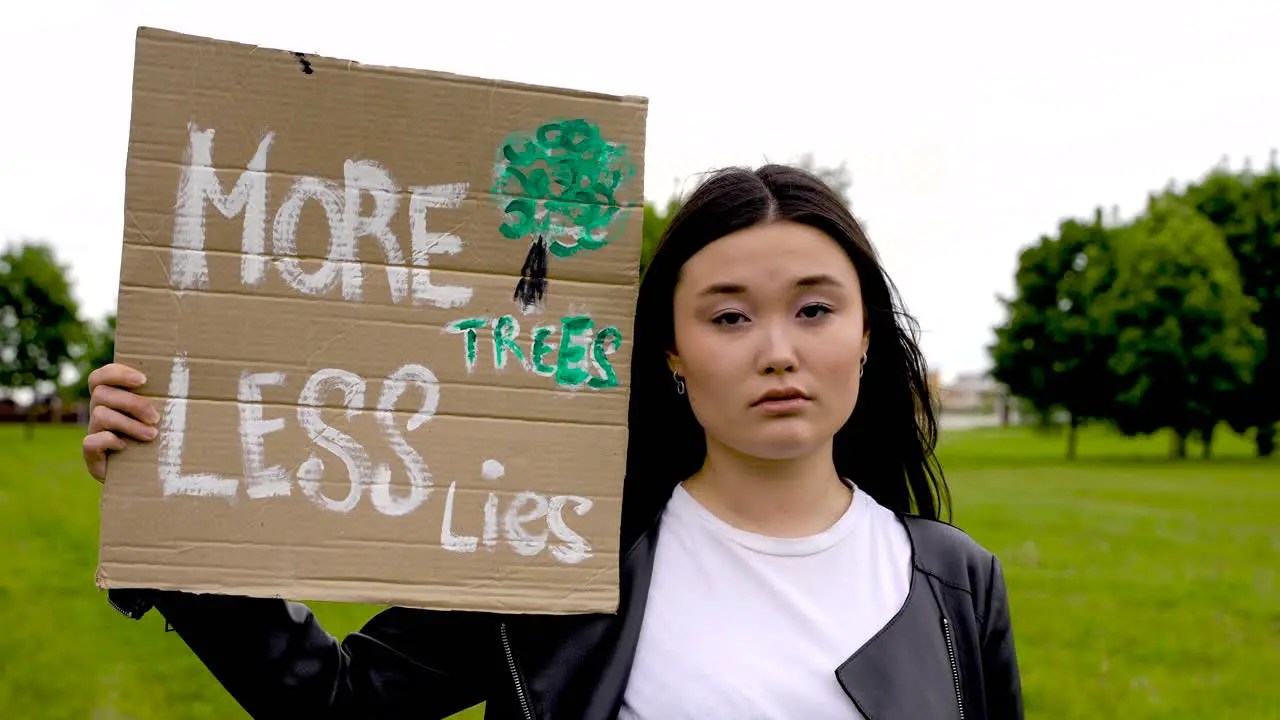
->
[2,0,1277,382]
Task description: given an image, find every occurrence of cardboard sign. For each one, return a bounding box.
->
[96,28,647,615]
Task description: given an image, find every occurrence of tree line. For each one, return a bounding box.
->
[7,154,1273,460]
[0,241,115,415]
[989,155,1279,460]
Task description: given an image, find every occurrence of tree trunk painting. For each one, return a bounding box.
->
[490,119,636,314]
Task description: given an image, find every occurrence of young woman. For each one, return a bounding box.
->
[83,164,1023,720]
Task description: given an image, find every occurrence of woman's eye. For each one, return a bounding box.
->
[799,304,833,319]
[712,311,748,326]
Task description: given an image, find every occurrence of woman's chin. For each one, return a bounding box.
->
[725,425,831,462]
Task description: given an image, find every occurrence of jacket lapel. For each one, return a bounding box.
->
[579,522,659,720]
[518,506,965,720]
[514,521,661,720]
[835,517,964,720]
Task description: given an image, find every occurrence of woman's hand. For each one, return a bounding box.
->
[82,363,159,482]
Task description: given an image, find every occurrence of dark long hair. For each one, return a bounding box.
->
[620,164,949,548]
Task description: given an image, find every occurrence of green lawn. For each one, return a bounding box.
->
[2,422,1277,718]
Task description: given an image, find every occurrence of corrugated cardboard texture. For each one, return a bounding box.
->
[97,27,647,615]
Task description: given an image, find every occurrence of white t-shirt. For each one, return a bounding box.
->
[618,483,912,720]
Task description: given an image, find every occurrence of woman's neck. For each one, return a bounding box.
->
[682,440,852,539]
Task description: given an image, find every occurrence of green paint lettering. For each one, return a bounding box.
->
[588,327,624,389]
[530,325,558,377]
[445,317,487,370]
[555,315,594,386]
[492,315,527,370]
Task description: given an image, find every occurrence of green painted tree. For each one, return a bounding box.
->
[0,240,86,437]
[989,209,1118,459]
[1182,159,1280,457]
[492,119,636,312]
[1093,195,1262,458]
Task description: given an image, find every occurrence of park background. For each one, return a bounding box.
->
[3,1,1279,718]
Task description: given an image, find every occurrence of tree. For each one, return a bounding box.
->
[641,195,682,277]
[1093,195,1263,458]
[1182,161,1280,457]
[794,152,853,206]
[491,119,637,312]
[68,313,116,401]
[0,239,86,436]
[988,209,1118,459]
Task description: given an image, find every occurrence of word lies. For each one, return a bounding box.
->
[446,314,623,389]
[171,124,472,308]
[156,355,592,564]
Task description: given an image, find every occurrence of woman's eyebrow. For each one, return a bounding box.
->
[794,274,844,290]
[696,274,845,298]
[697,282,748,298]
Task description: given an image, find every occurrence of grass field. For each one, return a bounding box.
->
[2,422,1277,719]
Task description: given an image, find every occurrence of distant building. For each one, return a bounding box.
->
[0,393,86,425]
[938,371,1019,425]
[926,371,945,411]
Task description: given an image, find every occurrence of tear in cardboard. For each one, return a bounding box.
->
[97,27,647,615]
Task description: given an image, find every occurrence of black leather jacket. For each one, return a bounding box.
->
[108,510,1022,720]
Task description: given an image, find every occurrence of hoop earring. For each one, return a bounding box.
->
[859,353,867,378]
[673,370,686,395]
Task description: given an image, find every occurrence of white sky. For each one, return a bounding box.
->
[2,0,1277,382]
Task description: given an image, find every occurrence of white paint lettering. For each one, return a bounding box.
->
[170,124,477,307]
[409,183,473,308]
[237,370,289,499]
[172,124,274,290]
[152,358,597,566]
[441,481,480,553]
[483,492,501,551]
[482,460,504,551]
[547,495,594,564]
[504,491,550,556]
[271,177,348,297]
[344,159,408,303]
[371,364,439,516]
[481,459,505,480]
[158,354,238,498]
[296,369,389,513]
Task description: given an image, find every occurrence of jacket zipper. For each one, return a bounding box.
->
[500,622,534,720]
[106,593,140,619]
[941,616,965,720]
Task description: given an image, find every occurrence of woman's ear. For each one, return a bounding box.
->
[861,331,871,359]
[666,350,681,376]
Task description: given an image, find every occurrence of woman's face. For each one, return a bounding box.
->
[669,221,869,461]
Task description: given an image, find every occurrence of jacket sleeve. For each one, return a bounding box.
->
[979,555,1024,720]
[115,588,489,720]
